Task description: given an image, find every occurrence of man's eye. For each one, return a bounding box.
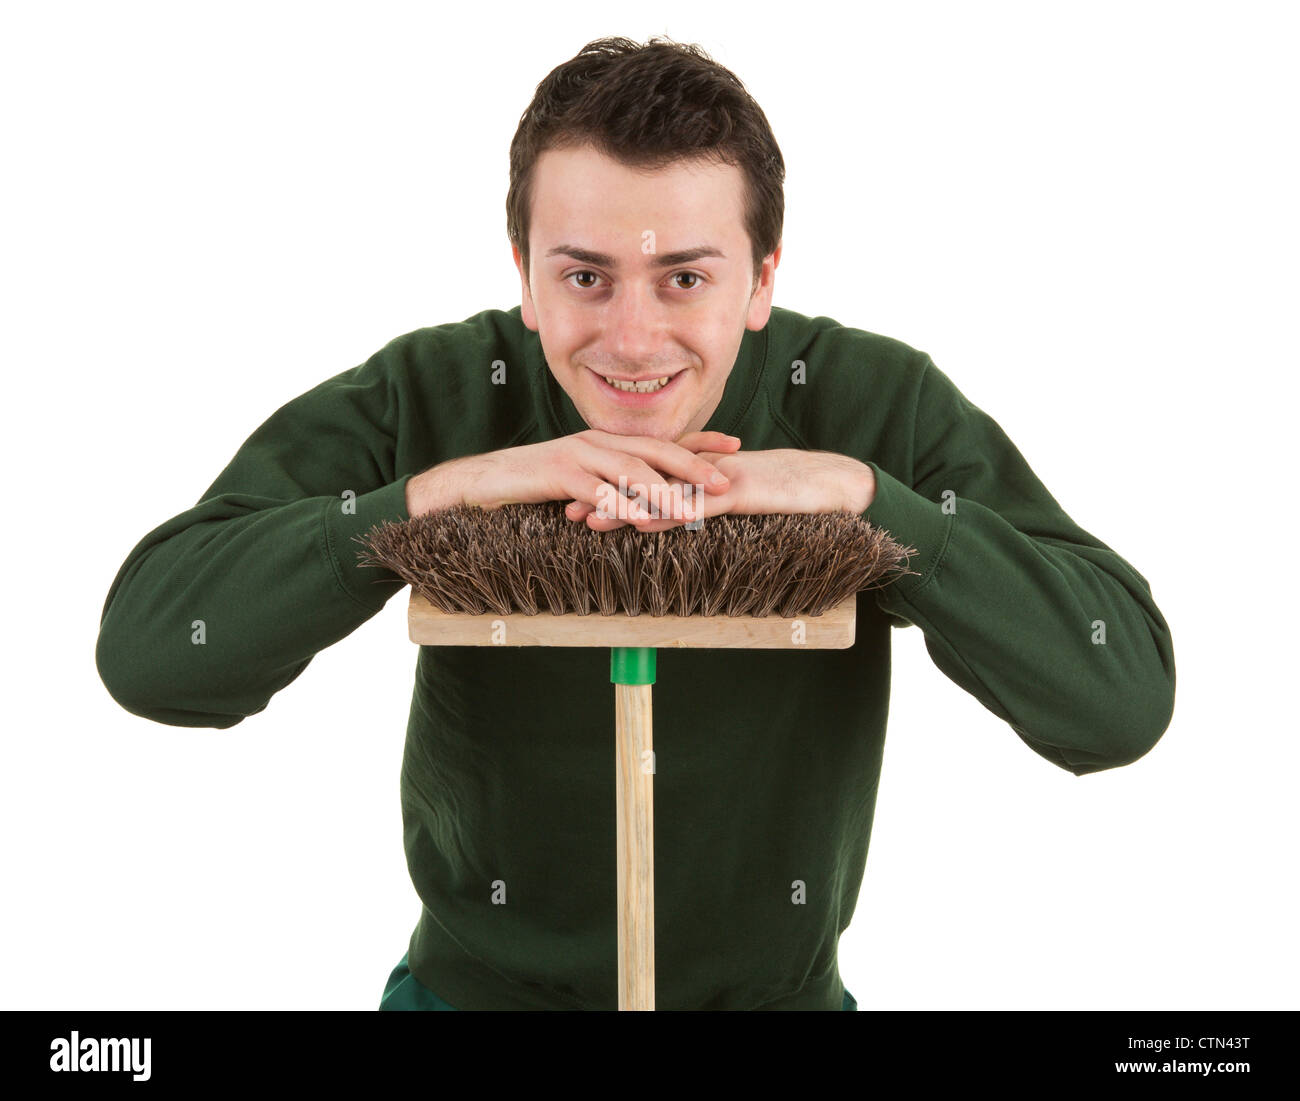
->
[565,271,703,290]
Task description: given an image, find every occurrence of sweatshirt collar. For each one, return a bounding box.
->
[515,305,770,441]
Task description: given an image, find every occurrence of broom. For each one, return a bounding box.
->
[355,500,915,1010]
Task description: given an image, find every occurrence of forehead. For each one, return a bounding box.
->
[529,144,746,243]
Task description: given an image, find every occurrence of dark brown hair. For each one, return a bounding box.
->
[506,35,785,293]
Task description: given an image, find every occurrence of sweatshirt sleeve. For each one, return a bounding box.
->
[96,348,414,728]
[861,355,1176,776]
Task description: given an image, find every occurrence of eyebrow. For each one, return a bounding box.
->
[545,244,726,268]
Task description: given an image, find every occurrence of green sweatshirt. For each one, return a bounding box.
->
[96,305,1176,1010]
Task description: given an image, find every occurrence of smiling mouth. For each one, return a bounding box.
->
[605,375,672,393]
[588,367,683,396]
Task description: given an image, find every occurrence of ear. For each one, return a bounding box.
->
[512,243,538,331]
[746,242,782,331]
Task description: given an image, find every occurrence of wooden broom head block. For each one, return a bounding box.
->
[356,501,917,648]
[407,591,857,649]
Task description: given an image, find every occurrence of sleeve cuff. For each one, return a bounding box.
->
[862,460,953,608]
[323,474,414,608]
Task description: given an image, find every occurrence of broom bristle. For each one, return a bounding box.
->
[354,502,916,618]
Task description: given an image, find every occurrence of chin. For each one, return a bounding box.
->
[583,410,685,441]
[569,363,702,440]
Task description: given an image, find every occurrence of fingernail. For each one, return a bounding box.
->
[711,472,727,485]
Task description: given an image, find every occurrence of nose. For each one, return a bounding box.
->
[603,281,668,369]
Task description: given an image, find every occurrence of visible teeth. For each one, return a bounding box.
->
[605,376,671,393]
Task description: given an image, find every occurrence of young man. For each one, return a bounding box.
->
[96,36,1176,1011]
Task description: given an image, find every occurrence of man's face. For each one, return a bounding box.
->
[514,143,780,441]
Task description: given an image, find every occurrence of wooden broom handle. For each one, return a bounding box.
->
[612,648,655,1011]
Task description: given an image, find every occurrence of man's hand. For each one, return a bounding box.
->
[566,447,877,532]
[560,430,743,530]
[404,429,740,519]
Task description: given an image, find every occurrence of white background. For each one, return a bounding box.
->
[3,0,1295,1010]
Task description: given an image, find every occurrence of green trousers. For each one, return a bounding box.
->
[379,952,858,1011]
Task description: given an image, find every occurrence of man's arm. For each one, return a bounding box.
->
[860,355,1176,776]
[95,353,414,728]
[96,343,740,727]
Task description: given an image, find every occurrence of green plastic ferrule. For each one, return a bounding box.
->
[610,646,656,686]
